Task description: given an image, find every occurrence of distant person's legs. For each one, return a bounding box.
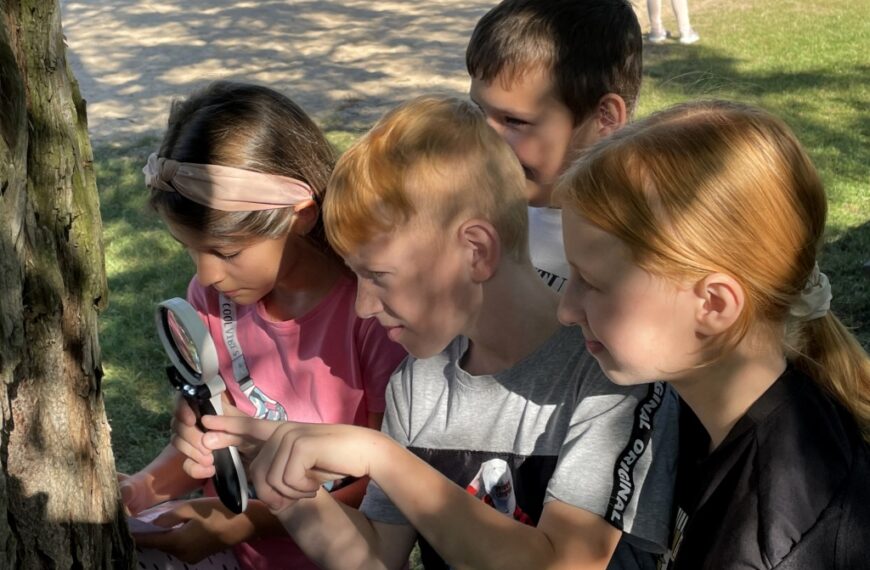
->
[671,0,700,44]
[647,0,699,44]
[646,0,668,42]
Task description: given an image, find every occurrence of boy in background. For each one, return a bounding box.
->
[190,96,677,569]
[467,0,642,292]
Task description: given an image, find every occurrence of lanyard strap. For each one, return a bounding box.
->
[218,294,255,394]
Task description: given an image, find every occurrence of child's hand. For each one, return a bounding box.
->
[131,497,254,563]
[200,416,390,512]
[171,394,244,479]
[118,472,159,517]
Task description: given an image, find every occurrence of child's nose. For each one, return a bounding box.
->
[195,253,225,288]
[556,294,586,328]
[354,279,382,319]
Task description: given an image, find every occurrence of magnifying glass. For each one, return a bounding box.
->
[156,298,249,514]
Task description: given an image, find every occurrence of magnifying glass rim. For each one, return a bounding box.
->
[156,297,220,386]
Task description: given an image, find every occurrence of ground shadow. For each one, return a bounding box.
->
[642,44,868,185]
[61,0,490,140]
[822,221,870,348]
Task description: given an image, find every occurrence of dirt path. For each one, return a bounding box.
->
[61,0,497,141]
[61,1,666,142]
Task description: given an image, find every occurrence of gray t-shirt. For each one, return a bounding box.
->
[361,326,678,569]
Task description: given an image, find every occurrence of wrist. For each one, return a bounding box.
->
[272,488,330,535]
[246,500,291,538]
[366,431,401,482]
[220,511,258,545]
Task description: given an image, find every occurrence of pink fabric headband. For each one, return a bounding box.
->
[143,153,313,212]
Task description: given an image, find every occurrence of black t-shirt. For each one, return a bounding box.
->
[659,366,870,569]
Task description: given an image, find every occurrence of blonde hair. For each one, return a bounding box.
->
[324,95,529,262]
[557,100,870,441]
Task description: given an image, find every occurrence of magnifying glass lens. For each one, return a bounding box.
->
[166,310,202,374]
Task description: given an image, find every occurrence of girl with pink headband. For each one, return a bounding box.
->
[122,81,406,570]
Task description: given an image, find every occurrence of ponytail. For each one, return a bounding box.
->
[790,314,870,442]
[555,99,870,442]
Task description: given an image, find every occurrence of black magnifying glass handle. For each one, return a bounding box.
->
[166,366,248,514]
[185,393,248,514]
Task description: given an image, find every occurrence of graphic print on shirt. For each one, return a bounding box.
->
[465,458,533,525]
[242,384,288,421]
[657,506,688,569]
[535,267,567,293]
[218,295,288,421]
[606,381,666,528]
[410,447,557,568]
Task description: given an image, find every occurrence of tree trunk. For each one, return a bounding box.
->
[0,0,135,567]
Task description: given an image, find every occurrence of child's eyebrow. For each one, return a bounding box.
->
[168,233,237,252]
[470,95,536,121]
[491,104,536,120]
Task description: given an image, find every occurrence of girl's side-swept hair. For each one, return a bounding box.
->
[557,100,870,440]
[324,95,530,263]
[150,81,336,251]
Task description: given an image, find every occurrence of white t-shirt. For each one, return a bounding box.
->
[529,206,569,292]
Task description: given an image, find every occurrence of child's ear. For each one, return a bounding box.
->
[458,219,501,282]
[290,199,319,236]
[593,93,628,138]
[692,273,745,337]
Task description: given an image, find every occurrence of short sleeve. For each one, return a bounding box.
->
[355,317,407,415]
[546,370,678,554]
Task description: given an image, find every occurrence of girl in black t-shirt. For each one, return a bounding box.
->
[555,100,870,569]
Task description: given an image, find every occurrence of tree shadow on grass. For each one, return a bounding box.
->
[641,44,869,187]
[822,221,870,349]
[94,138,193,472]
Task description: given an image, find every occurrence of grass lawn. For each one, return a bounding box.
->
[96,0,867,562]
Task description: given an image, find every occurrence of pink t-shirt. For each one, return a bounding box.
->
[187,274,406,570]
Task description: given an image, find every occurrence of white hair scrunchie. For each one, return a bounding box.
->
[788,263,832,322]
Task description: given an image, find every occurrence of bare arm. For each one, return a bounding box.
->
[131,497,287,563]
[121,444,202,515]
[372,439,620,570]
[253,413,417,570]
[277,489,417,570]
[328,412,384,508]
[201,416,620,570]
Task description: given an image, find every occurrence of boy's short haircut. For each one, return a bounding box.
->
[324,95,530,262]
[466,0,643,121]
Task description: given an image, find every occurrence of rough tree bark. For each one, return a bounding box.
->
[0,0,135,567]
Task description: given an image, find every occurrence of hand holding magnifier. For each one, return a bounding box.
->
[156,298,249,514]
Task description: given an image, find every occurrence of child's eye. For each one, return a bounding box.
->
[505,116,530,127]
[569,268,600,293]
[214,251,241,261]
